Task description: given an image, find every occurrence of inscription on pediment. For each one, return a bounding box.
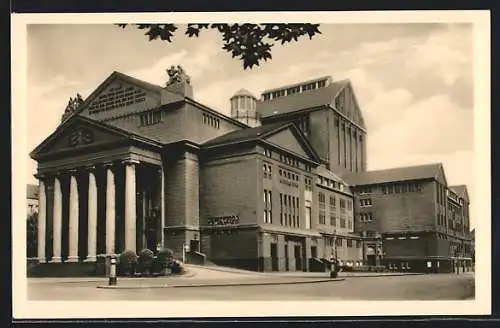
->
[88,83,148,114]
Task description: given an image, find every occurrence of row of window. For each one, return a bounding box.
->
[360,198,372,207]
[202,113,220,129]
[319,193,352,210]
[385,236,420,240]
[279,168,299,181]
[328,237,362,248]
[262,80,327,101]
[359,213,374,223]
[263,148,312,173]
[382,182,422,194]
[139,111,163,126]
[279,153,300,169]
[280,193,300,228]
[317,176,346,192]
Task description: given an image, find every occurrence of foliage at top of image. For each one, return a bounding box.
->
[116,23,322,70]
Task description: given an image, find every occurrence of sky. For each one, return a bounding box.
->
[26,23,474,224]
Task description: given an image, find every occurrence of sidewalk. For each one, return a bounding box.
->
[188,264,423,279]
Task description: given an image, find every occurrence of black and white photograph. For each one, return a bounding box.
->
[12,11,491,318]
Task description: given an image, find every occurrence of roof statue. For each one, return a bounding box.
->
[61,93,85,123]
[166,65,191,87]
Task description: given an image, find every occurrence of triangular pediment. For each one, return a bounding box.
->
[77,71,163,120]
[30,115,131,160]
[263,124,320,162]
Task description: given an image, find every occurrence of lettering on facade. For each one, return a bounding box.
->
[207,215,240,226]
[68,127,94,147]
[206,215,240,236]
[88,84,147,114]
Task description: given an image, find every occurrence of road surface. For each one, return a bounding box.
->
[28,272,474,301]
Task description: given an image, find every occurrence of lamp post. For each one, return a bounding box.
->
[108,255,117,286]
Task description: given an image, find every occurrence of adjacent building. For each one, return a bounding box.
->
[343,164,473,272]
[28,66,472,274]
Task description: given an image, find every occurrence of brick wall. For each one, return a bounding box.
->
[164,151,200,227]
[354,180,437,234]
[200,149,259,226]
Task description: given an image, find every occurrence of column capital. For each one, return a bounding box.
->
[122,159,140,166]
[82,164,98,172]
[102,161,116,169]
[68,168,79,176]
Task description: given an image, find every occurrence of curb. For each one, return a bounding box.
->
[339,273,425,278]
[186,265,424,279]
[96,277,346,289]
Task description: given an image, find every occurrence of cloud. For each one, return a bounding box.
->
[369,95,473,156]
[125,41,222,87]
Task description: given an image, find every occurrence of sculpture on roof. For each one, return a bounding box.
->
[61,93,85,123]
[166,65,191,86]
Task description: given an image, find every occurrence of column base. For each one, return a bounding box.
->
[83,256,97,263]
[66,256,79,263]
[38,258,46,264]
[49,257,62,263]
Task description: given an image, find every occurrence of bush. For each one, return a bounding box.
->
[137,249,155,275]
[169,260,185,275]
[118,250,138,276]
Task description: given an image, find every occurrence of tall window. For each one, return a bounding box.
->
[280,193,283,225]
[319,192,326,225]
[264,190,272,223]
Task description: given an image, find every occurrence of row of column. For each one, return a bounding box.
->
[36,159,140,263]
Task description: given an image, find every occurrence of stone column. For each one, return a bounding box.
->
[36,176,47,263]
[85,166,98,262]
[124,159,138,253]
[105,163,116,255]
[50,175,62,263]
[67,170,80,262]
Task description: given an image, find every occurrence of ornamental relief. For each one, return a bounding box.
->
[68,127,94,147]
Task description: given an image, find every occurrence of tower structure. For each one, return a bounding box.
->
[230,88,260,127]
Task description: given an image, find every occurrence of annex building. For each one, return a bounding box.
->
[29,66,473,274]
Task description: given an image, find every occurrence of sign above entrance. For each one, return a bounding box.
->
[207,215,240,226]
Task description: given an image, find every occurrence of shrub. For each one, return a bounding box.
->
[138,248,155,275]
[155,248,174,271]
[118,250,138,276]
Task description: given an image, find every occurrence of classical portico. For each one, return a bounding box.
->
[31,116,166,263]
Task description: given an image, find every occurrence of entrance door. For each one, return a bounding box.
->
[190,240,200,253]
[294,245,302,271]
[311,246,317,258]
[270,243,278,271]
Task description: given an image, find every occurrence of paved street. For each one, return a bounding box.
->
[28,271,475,301]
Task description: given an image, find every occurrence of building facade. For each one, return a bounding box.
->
[344,165,473,273]
[29,67,472,274]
